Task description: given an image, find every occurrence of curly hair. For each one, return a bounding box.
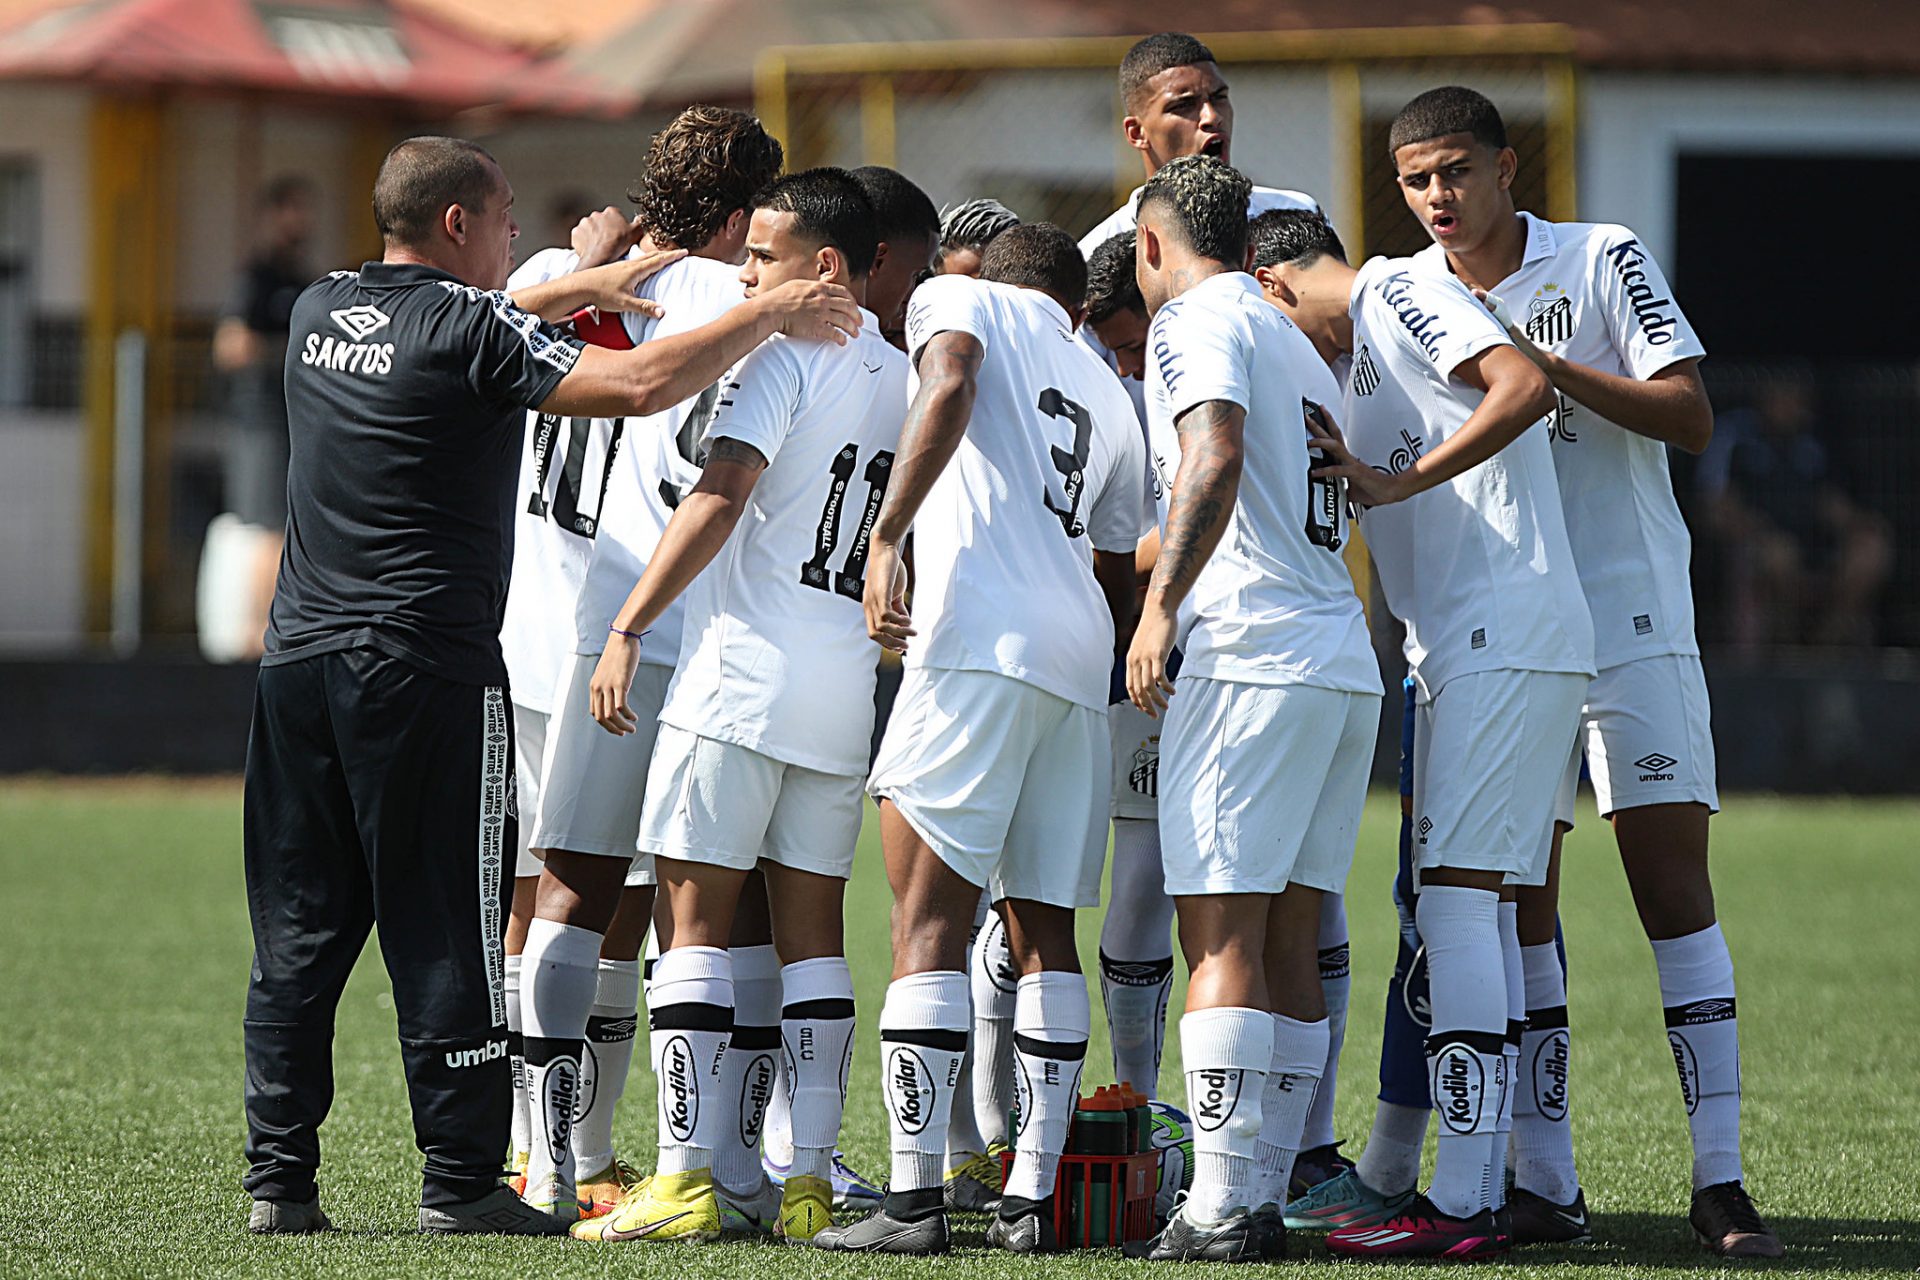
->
[1138,154,1252,264]
[628,105,784,251]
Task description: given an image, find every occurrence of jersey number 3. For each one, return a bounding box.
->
[1039,388,1093,539]
[801,444,896,598]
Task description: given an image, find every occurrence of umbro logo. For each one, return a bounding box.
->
[1635,752,1677,782]
[330,304,391,340]
[1417,815,1433,845]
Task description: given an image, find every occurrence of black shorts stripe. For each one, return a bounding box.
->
[784,998,856,1022]
[1014,1032,1089,1062]
[650,1001,732,1032]
[881,1026,968,1053]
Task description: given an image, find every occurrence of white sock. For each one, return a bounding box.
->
[572,958,640,1178]
[1005,971,1090,1202]
[782,956,855,1183]
[650,946,732,1176]
[707,944,779,1195]
[946,896,989,1163]
[1303,894,1351,1151]
[880,970,969,1192]
[1355,1100,1430,1196]
[1494,902,1523,1208]
[1417,885,1506,1219]
[1256,1013,1328,1209]
[1099,818,1175,1099]
[1513,941,1577,1202]
[970,913,1017,1145]
[1181,1007,1272,1222]
[1653,923,1744,1189]
[521,919,604,1207]
[505,952,529,1165]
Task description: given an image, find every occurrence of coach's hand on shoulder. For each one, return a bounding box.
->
[589,632,644,735]
[573,250,685,320]
[572,205,646,269]
[863,539,915,653]
[755,280,863,345]
[1127,604,1179,717]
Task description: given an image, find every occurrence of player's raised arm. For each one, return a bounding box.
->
[862,328,982,651]
[538,278,860,419]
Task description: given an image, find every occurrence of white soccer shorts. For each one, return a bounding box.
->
[1158,678,1380,896]
[869,666,1109,909]
[511,700,548,878]
[1109,700,1161,821]
[529,653,668,887]
[636,722,865,880]
[1413,668,1588,887]
[1555,653,1719,824]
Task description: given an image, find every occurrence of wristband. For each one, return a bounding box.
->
[608,625,648,641]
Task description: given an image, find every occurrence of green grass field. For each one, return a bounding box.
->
[2,780,1916,1277]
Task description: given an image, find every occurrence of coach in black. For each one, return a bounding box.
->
[242,136,860,1236]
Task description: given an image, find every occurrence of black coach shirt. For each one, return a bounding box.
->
[263,262,586,685]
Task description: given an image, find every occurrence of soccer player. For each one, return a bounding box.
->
[242,135,857,1237]
[813,224,1148,1255]
[850,165,940,349]
[1121,157,1382,1263]
[1248,206,1594,1259]
[567,168,905,1247]
[511,105,789,1226]
[1395,86,1779,1258]
[1084,231,1149,381]
[933,197,1020,276]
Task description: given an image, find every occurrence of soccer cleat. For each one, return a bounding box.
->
[1288,1140,1356,1200]
[943,1143,1007,1212]
[986,1196,1059,1254]
[1250,1204,1289,1260]
[811,1206,950,1255]
[517,1169,582,1224]
[1325,1193,1509,1259]
[248,1196,332,1234]
[1690,1181,1784,1259]
[717,1174,783,1237]
[1510,1185,1592,1245]
[775,1174,835,1244]
[577,1157,646,1220]
[570,1168,722,1243]
[765,1148,887,1212]
[1283,1166,1413,1231]
[1124,1204,1265,1263]
[418,1185,572,1235]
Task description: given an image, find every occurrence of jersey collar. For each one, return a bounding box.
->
[358,260,466,288]
[1516,211,1557,268]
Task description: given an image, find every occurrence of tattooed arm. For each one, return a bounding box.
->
[1126,398,1245,715]
[590,435,768,733]
[863,330,983,652]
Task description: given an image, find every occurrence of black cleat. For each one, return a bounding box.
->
[1124,1206,1265,1263]
[1690,1181,1783,1259]
[248,1196,333,1234]
[1288,1141,1356,1199]
[986,1197,1060,1254]
[811,1207,950,1255]
[1510,1185,1591,1244]
[1250,1204,1289,1259]
[418,1185,572,1235]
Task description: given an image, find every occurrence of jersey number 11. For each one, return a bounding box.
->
[801,444,897,599]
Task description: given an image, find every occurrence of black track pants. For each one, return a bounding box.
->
[242,646,513,1207]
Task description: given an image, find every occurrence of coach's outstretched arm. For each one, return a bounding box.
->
[507,249,682,321]
[1126,398,1245,716]
[861,329,983,652]
[1313,343,1553,509]
[539,279,860,419]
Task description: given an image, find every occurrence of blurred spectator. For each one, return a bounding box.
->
[207,175,315,659]
[1697,374,1893,647]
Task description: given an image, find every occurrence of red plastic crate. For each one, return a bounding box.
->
[997,1148,1158,1248]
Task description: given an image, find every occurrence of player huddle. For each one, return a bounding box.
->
[250,30,1779,1264]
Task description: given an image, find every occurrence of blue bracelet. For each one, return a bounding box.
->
[608,625,649,641]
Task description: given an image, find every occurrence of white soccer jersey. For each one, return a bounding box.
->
[657,310,909,777]
[902,275,1150,710]
[1343,255,1594,699]
[570,255,746,665]
[1414,214,1707,669]
[500,246,619,715]
[1142,271,1380,696]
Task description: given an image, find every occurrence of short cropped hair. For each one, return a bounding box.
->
[980,222,1088,306]
[1387,86,1508,157]
[372,137,498,245]
[938,198,1020,255]
[1137,154,1252,265]
[1085,231,1144,323]
[1247,208,1347,270]
[753,166,878,278]
[630,105,784,251]
[1119,32,1217,112]
[850,166,940,247]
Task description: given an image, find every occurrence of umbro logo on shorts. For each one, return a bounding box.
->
[1635,752,1677,782]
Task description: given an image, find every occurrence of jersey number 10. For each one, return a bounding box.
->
[801,443,897,599]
